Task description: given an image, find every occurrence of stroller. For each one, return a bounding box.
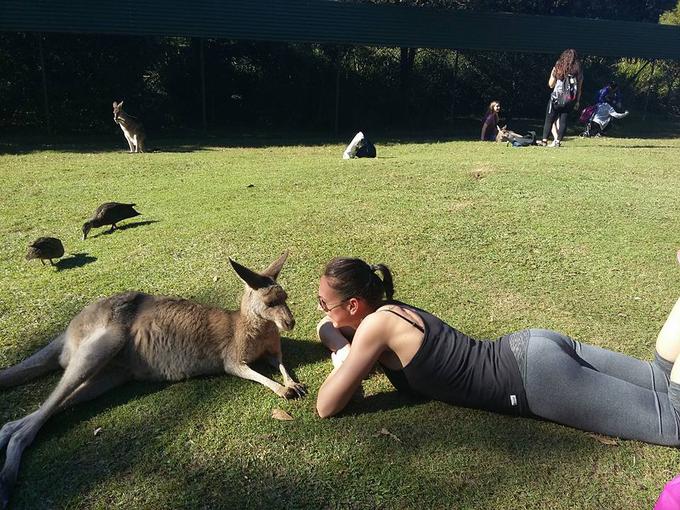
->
[579,104,598,137]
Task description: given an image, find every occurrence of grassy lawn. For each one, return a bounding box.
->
[2,128,680,509]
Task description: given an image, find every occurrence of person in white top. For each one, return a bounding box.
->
[342,131,377,159]
[590,103,629,136]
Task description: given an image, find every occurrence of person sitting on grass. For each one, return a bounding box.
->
[480,101,501,141]
[588,102,629,137]
[315,256,680,447]
[343,131,377,159]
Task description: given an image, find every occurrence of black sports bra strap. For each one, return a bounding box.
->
[381,309,425,332]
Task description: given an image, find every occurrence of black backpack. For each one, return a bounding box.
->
[554,74,578,108]
[355,137,377,158]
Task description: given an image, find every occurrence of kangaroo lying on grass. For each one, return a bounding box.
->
[495,125,536,146]
[0,251,304,509]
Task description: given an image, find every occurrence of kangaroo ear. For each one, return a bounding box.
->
[119,100,124,107]
[262,250,289,280]
[113,101,117,107]
[229,258,271,290]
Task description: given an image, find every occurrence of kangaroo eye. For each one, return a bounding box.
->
[264,288,287,307]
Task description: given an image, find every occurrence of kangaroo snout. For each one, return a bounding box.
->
[279,316,295,331]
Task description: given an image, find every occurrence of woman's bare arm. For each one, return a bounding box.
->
[316,315,386,418]
[480,122,489,141]
[548,67,557,88]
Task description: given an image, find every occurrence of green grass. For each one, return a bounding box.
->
[2,130,680,509]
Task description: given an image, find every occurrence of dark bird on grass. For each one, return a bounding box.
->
[26,237,65,266]
[82,202,141,240]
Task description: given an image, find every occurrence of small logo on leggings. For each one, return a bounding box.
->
[510,395,518,406]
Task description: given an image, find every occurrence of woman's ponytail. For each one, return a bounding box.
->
[324,258,395,306]
[369,264,394,301]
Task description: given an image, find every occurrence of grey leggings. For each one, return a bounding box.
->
[524,329,680,446]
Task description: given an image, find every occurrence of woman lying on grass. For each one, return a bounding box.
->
[316,256,680,447]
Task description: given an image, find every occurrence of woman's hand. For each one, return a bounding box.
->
[331,344,351,369]
[317,317,353,352]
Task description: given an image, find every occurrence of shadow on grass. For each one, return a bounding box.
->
[54,253,97,271]
[1,117,678,156]
[341,389,428,416]
[243,337,327,386]
[597,144,679,149]
[114,220,159,232]
[87,220,159,239]
[3,322,656,510]
[1,337,331,506]
[8,381,624,509]
[0,133,474,155]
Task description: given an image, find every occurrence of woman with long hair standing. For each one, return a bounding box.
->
[538,49,583,147]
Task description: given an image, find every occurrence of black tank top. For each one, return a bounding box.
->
[380,303,530,417]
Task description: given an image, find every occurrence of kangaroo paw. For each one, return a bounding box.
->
[283,382,307,399]
[0,420,22,451]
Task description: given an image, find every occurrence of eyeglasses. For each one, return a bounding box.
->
[317,295,348,313]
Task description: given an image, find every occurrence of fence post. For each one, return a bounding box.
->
[335,48,347,136]
[36,33,51,136]
[642,59,656,122]
[450,49,459,119]
[200,38,207,132]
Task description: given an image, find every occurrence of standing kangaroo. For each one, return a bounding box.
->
[112,100,145,153]
[0,251,304,509]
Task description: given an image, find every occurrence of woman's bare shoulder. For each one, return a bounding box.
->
[357,309,390,331]
[374,303,425,330]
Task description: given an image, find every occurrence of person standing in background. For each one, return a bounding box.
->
[537,49,583,147]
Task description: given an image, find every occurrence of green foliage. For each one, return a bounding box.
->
[2,131,680,508]
[1,1,677,134]
[660,0,680,24]
[361,0,675,21]
[610,1,680,116]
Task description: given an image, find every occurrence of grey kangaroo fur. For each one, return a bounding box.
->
[496,125,536,145]
[0,251,304,509]
[113,100,145,153]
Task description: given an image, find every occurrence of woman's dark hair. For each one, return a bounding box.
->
[323,257,394,306]
[554,49,581,80]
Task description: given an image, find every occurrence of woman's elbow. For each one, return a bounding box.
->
[316,400,337,419]
[316,387,345,418]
